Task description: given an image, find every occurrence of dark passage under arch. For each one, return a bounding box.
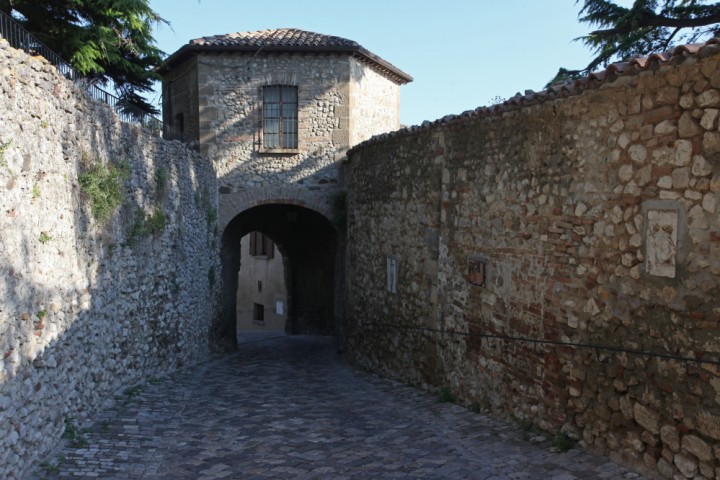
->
[219,204,338,348]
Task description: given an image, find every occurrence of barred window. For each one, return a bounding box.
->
[263,85,298,149]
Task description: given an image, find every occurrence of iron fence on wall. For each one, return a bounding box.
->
[0,9,162,133]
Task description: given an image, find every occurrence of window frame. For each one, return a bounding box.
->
[261,85,299,153]
[252,303,265,324]
[249,231,275,259]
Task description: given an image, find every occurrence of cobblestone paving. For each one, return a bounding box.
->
[32,334,649,479]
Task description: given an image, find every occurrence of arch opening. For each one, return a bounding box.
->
[220,204,338,347]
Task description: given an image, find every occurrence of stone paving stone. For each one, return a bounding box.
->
[30,334,650,479]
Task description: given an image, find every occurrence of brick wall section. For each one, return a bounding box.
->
[0,41,219,479]
[346,49,720,478]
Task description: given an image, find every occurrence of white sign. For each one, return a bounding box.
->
[387,256,398,294]
[275,301,284,315]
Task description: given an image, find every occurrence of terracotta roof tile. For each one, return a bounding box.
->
[162,28,412,84]
[348,38,720,155]
[190,28,361,49]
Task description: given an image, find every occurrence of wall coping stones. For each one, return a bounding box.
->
[347,38,720,158]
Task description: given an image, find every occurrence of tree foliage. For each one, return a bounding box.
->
[549,0,720,86]
[0,0,167,116]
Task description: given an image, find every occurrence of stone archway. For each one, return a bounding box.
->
[220,202,340,348]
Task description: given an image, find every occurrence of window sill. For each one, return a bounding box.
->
[259,148,300,155]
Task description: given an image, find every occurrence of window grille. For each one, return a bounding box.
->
[263,86,298,149]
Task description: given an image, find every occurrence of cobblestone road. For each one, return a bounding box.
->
[32,334,648,479]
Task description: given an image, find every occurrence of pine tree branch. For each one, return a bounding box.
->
[661,27,683,51]
[590,12,720,37]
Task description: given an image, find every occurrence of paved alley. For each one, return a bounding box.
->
[32,334,648,479]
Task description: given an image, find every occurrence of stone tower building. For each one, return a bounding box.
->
[159,28,411,340]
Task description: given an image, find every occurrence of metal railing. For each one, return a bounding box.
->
[0,9,162,133]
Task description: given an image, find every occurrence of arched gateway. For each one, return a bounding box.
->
[159,27,411,347]
[220,200,341,346]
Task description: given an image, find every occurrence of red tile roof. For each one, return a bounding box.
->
[161,28,412,84]
[189,28,360,49]
[349,38,720,155]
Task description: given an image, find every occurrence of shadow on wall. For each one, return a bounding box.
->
[208,97,349,189]
[0,48,218,478]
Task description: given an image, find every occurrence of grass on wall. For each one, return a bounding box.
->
[0,139,13,176]
[77,152,130,222]
[127,207,166,244]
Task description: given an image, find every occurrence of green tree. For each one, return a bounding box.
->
[0,0,167,116]
[549,0,720,86]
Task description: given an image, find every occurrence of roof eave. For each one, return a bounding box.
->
[353,48,413,84]
[159,43,413,84]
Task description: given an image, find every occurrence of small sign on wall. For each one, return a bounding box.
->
[468,256,487,287]
[387,256,398,294]
[275,300,284,315]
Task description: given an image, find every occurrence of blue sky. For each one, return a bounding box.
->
[149,0,604,126]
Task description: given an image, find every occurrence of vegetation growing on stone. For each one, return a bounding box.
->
[194,188,217,228]
[77,154,131,222]
[0,139,12,172]
[551,432,577,452]
[437,387,456,403]
[61,418,88,448]
[38,458,61,475]
[127,207,166,243]
[38,232,52,244]
[207,206,217,226]
[123,385,143,398]
[154,167,167,199]
[146,208,166,234]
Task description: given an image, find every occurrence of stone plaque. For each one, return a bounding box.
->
[646,209,678,278]
[387,256,398,294]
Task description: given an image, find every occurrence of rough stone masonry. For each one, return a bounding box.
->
[0,40,219,479]
[345,41,720,479]
[3,27,720,480]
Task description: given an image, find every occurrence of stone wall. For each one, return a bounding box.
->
[187,52,352,229]
[349,57,401,146]
[0,41,219,479]
[346,43,720,478]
